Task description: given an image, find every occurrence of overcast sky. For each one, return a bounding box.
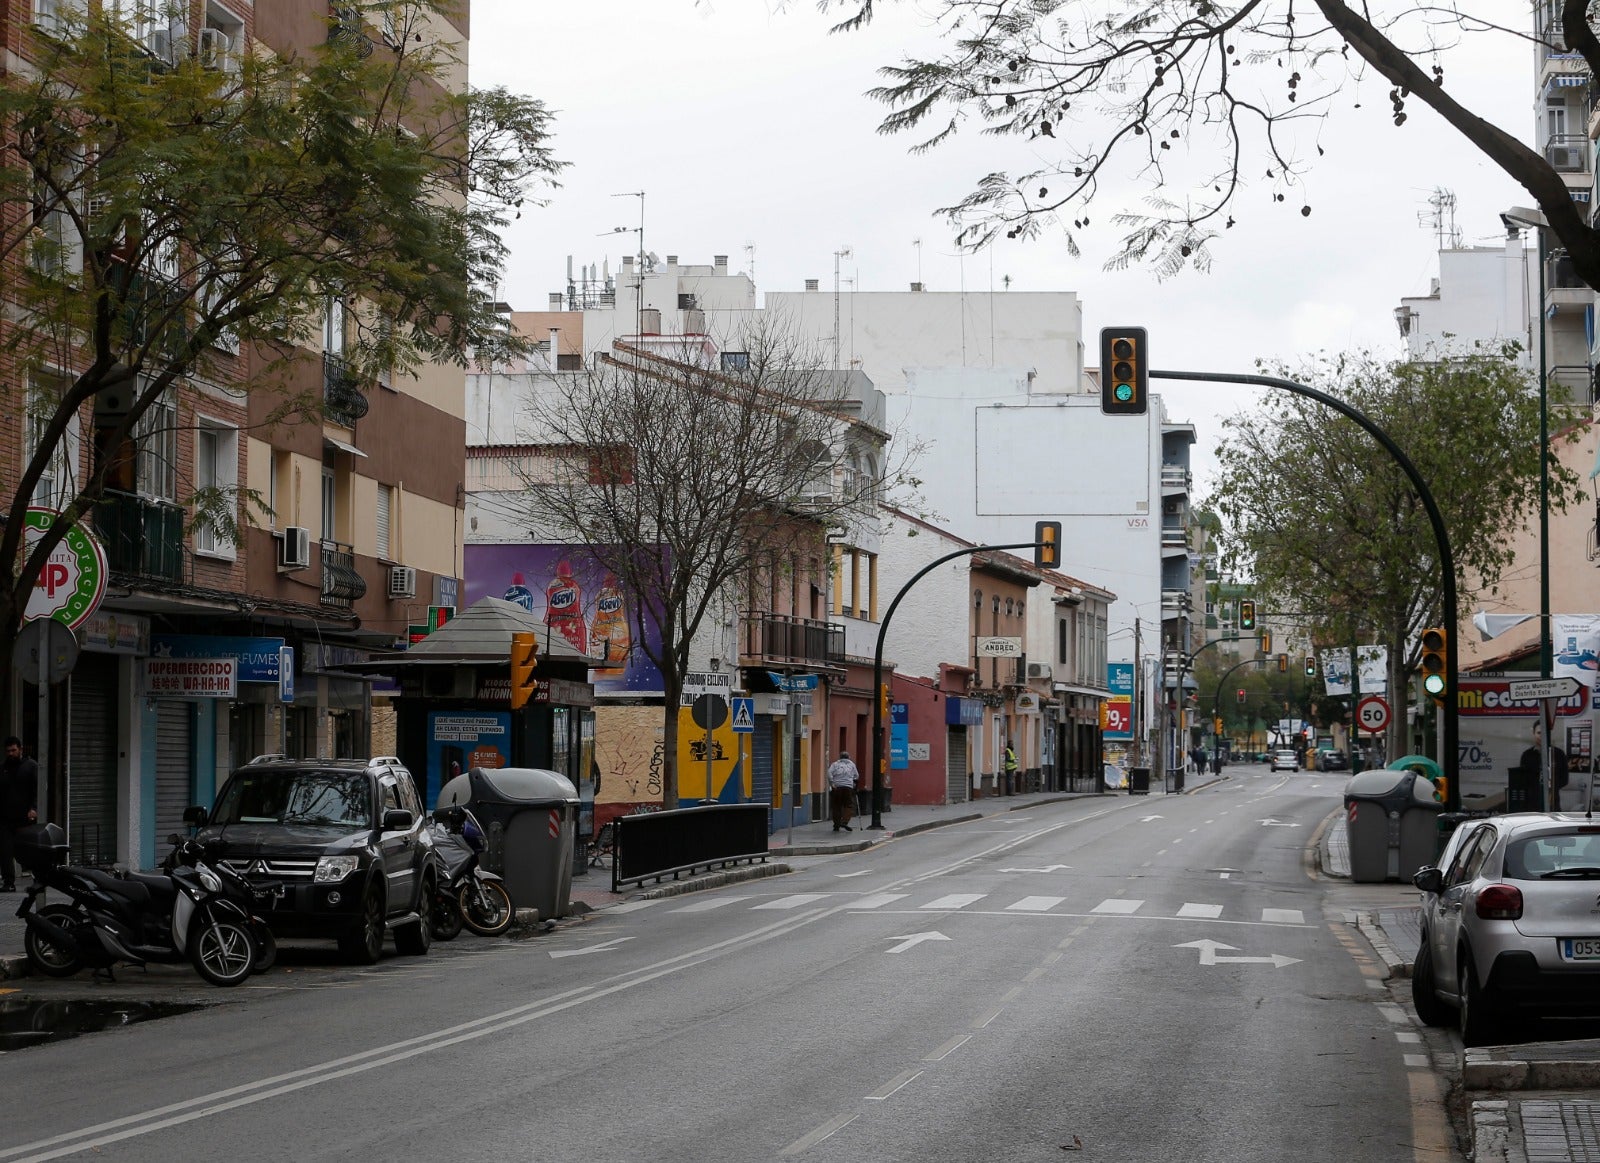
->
[469,2,1532,498]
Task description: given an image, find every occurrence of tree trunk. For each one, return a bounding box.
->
[659,678,681,810]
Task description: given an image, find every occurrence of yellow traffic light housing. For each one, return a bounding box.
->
[1034,520,1062,569]
[1277,653,1288,673]
[1259,630,1272,654]
[1099,327,1148,415]
[1420,627,1448,701]
[510,631,539,710]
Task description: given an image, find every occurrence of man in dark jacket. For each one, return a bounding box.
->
[0,736,39,891]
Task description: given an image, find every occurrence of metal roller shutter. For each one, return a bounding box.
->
[945,727,968,803]
[751,724,774,832]
[68,656,118,866]
[154,701,194,851]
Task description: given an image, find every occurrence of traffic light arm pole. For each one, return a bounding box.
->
[1154,368,1460,810]
[1209,657,1265,771]
[870,541,1043,831]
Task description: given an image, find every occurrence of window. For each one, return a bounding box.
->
[376,484,393,559]
[720,351,749,373]
[30,162,83,279]
[33,0,85,34]
[324,297,346,355]
[193,423,239,556]
[26,374,80,509]
[198,249,241,353]
[136,389,177,501]
[109,0,162,43]
[321,464,337,541]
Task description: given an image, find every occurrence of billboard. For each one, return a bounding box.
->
[1103,662,1133,741]
[464,544,665,697]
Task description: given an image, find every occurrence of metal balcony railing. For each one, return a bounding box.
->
[1159,463,1191,491]
[323,353,370,427]
[320,540,367,608]
[1160,525,1189,549]
[739,612,845,668]
[92,489,185,582]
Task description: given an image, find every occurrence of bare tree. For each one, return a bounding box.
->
[513,318,891,808]
[812,0,1600,286]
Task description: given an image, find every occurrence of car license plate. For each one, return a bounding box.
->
[1561,939,1600,961]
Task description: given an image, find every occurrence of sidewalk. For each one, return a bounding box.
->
[1322,814,1600,1163]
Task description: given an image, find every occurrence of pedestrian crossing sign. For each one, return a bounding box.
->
[731,696,755,733]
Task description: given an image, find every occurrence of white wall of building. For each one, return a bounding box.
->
[1398,237,1535,365]
[877,511,977,678]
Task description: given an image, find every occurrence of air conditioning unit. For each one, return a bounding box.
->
[197,27,236,71]
[278,525,311,569]
[387,564,417,600]
[1026,662,1053,681]
[1548,145,1584,171]
[145,28,173,64]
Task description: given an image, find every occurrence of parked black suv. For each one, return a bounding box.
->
[186,755,437,964]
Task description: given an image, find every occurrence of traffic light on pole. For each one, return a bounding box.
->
[1099,327,1148,415]
[880,683,890,719]
[509,631,539,710]
[1236,688,1246,705]
[1420,627,1448,702]
[1034,520,1062,569]
[1239,599,1256,631]
[1259,630,1272,654]
[1305,655,1317,677]
[1277,653,1288,673]
[1213,716,1223,735]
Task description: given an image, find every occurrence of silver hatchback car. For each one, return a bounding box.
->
[1412,813,1600,1045]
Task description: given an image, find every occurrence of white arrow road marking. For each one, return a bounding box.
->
[997,864,1072,873]
[835,870,873,878]
[1139,815,1165,822]
[1258,818,1302,828]
[1174,939,1301,968]
[549,937,635,959]
[884,932,951,954]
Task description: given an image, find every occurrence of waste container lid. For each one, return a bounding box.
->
[1388,754,1444,782]
[1344,768,1415,799]
[471,766,578,804]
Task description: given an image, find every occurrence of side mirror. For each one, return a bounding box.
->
[182,806,208,827]
[382,808,415,831]
[1412,867,1444,894]
[167,833,182,847]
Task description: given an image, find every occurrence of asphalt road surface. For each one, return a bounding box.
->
[0,763,1453,1162]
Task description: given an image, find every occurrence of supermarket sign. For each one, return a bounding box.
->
[141,657,238,699]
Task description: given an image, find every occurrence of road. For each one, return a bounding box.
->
[0,764,1453,1162]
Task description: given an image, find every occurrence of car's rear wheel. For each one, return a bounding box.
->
[1411,939,1453,1027]
[1458,946,1500,1047]
[339,884,385,965]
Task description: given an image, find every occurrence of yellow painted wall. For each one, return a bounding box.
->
[677,706,751,801]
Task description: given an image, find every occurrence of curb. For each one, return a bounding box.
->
[0,953,27,981]
[1464,1050,1600,1092]
[637,862,793,900]
[1470,1100,1520,1163]
[1357,912,1409,979]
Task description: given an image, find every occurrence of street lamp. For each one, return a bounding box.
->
[1501,207,1552,683]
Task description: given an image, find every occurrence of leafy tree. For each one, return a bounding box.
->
[814,0,1600,286]
[0,2,560,720]
[1208,346,1581,754]
[511,320,892,809]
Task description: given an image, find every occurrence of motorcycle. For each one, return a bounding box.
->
[427,806,514,939]
[16,823,279,987]
[162,833,282,974]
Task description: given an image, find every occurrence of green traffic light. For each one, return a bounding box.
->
[1422,673,1446,696]
[1115,384,1133,401]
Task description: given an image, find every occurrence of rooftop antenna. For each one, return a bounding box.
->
[913,238,923,287]
[612,190,645,340]
[1418,187,1462,250]
[833,245,852,371]
[745,241,756,288]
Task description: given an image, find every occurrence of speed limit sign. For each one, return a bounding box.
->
[1356,695,1391,734]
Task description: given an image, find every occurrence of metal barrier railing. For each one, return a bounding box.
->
[612,803,770,890]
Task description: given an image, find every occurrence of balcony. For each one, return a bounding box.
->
[740,613,845,668]
[1160,524,1189,557]
[320,541,367,609]
[92,489,185,583]
[323,354,370,427]
[1159,463,1191,494]
[1547,134,1591,175]
[1161,588,1192,621]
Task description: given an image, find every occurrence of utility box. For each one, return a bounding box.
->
[438,767,579,920]
[1128,766,1151,796]
[1344,769,1443,883]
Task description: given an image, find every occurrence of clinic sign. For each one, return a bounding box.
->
[22,508,107,630]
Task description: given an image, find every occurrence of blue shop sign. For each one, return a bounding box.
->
[1108,662,1134,696]
[766,671,819,693]
[152,635,285,683]
[945,697,983,727]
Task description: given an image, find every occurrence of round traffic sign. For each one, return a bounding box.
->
[1356,694,1391,734]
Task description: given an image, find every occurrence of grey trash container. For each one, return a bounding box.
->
[1128,766,1151,796]
[438,767,579,920]
[1344,769,1442,883]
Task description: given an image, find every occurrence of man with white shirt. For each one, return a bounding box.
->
[827,751,859,832]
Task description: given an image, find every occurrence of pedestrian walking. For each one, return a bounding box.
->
[827,750,859,832]
[0,736,39,892]
[1003,743,1019,794]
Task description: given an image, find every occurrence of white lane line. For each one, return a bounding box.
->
[1396,1032,1422,1044]
[850,893,909,910]
[972,1005,1006,1029]
[1375,1003,1409,1024]
[607,900,661,914]
[753,893,833,910]
[922,893,985,910]
[1023,967,1047,982]
[780,1114,858,1156]
[1007,896,1065,912]
[1092,899,1144,915]
[1261,908,1305,924]
[1404,1054,1430,1069]
[1177,903,1223,919]
[866,1070,924,1101]
[924,1035,971,1062]
[671,897,750,913]
[1172,838,1185,845]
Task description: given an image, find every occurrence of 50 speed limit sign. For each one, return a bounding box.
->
[1356,695,1391,734]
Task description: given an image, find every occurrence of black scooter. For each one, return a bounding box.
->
[427,806,514,939]
[17,824,276,987]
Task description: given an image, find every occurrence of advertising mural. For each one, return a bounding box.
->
[1317,646,1389,697]
[426,710,511,807]
[1456,672,1593,802]
[463,544,665,696]
[1103,662,1133,741]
